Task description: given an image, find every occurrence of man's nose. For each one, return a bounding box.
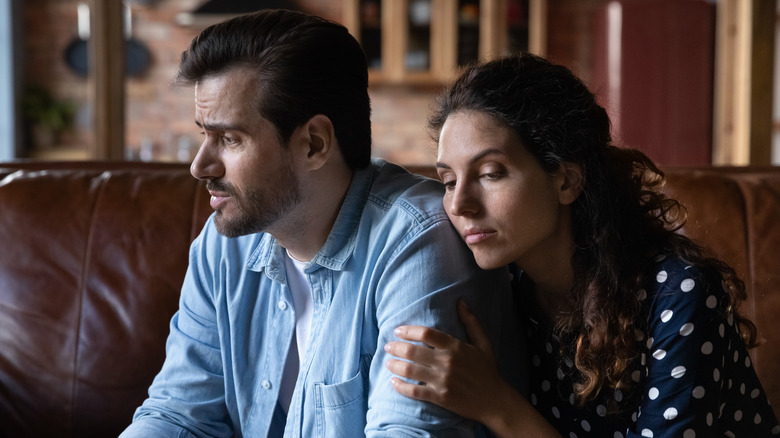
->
[190,139,223,181]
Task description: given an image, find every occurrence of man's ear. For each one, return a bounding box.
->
[297,114,336,171]
[555,163,584,205]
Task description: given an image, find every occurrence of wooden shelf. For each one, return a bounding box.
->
[344,0,546,86]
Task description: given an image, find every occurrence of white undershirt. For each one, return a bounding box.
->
[278,250,314,414]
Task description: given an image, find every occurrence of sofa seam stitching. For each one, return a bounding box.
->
[69,170,110,432]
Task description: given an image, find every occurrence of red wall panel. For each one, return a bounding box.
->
[592,0,716,166]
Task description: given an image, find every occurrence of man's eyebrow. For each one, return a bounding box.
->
[194,120,249,133]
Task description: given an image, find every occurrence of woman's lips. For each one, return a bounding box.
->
[463,229,496,245]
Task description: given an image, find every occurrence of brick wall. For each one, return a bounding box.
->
[20,0,445,165]
[22,0,616,165]
[22,0,93,151]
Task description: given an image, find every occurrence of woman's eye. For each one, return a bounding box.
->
[481,172,503,180]
[442,180,456,191]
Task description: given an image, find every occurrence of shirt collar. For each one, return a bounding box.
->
[246,162,378,275]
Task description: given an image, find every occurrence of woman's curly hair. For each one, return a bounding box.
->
[429,53,759,407]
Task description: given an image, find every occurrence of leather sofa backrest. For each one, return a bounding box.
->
[0,162,778,437]
[0,162,212,437]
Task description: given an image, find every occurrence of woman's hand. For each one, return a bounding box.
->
[384,299,562,438]
[384,300,506,423]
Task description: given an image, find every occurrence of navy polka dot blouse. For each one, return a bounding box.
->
[521,256,780,437]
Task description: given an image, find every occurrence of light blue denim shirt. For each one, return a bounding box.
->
[120,159,519,437]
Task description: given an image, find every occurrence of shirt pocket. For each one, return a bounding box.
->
[314,355,370,437]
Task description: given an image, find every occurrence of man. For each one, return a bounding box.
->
[120,9,517,437]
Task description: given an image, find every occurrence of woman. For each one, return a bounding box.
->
[384,53,780,437]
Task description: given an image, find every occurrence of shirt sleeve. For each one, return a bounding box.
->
[626,261,759,437]
[365,219,517,437]
[120,220,234,438]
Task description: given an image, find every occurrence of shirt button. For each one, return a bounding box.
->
[262,380,272,390]
[277,301,288,310]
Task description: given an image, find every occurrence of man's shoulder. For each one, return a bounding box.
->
[368,159,446,221]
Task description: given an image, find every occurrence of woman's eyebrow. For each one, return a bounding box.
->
[436,148,506,169]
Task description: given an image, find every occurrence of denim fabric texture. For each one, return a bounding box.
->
[120,159,518,437]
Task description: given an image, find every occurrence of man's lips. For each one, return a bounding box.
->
[463,228,496,245]
[209,192,230,209]
[206,182,232,210]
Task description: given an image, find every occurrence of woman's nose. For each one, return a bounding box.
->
[447,183,480,217]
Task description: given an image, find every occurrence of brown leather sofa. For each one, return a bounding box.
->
[0,161,778,437]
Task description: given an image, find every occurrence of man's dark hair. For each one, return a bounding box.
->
[176,9,371,170]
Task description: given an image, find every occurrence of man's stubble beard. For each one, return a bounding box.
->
[212,164,302,238]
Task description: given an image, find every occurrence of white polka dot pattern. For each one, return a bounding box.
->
[521,257,780,437]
